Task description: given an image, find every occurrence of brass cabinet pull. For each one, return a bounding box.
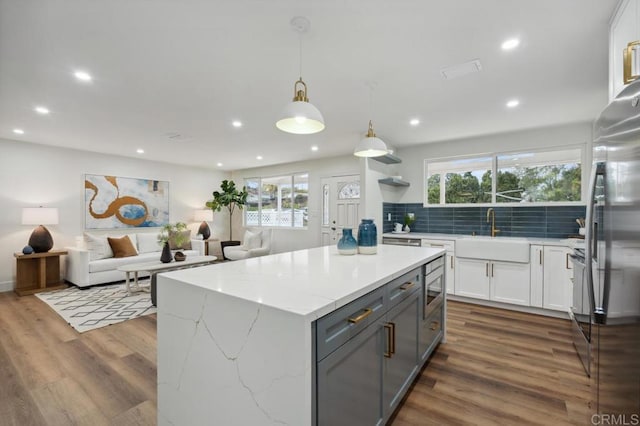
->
[384,323,393,358]
[491,263,494,277]
[390,322,396,355]
[348,308,373,324]
[430,321,440,331]
[450,256,454,269]
[486,263,489,277]
[624,40,640,84]
[566,252,572,270]
[400,281,415,291]
[539,250,542,265]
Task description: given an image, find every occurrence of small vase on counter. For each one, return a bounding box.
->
[337,228,357,255]
[160,242,172,263]
[357,219,377,254]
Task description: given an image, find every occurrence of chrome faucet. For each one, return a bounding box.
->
[486,208,500,237]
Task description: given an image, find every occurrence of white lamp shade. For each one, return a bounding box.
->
[276,101,325,134]
[194,209,213,222]
[22,207,59,225]
[353,136,389,157]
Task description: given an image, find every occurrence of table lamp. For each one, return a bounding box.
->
[194,209,213,240]
[22,207,59,253]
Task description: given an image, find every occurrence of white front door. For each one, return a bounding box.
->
[320,175,361,246]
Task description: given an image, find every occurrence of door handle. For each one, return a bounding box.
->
[400,281,415,291]
[491,263,494,277]
[330,227,336,231]
[348,308,372,323]
[566,253,571,270]
[539,250,542,265]
[486,263,489,277]
[384,323,393,358]
[624,40,640,84]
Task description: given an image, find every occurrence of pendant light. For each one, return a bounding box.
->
[354,82,388,157]
[276,16,325,135]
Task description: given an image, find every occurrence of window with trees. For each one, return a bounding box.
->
[245,173,308,227]
[425,147,582,205]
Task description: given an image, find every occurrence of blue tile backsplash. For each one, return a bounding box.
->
[382,203,586,238]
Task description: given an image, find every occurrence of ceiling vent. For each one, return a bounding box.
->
[440,59,482,80]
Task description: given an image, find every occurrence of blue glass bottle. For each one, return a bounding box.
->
[357,219,377,254]
[337,228,357,255]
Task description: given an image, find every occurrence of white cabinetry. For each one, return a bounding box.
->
[530,245,544,308]
[610,0,640,100]
[456,258,530,305]
[422,239,455,294]
[542,246,573,312]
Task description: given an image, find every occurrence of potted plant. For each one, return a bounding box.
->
[403,213,415,233]
[206,180,248,259]
[157,222,189,263]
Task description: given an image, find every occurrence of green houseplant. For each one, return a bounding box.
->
[206,180,248,241]
[157,222,189,263]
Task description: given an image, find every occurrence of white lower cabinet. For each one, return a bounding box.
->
[456,258,530,305]
[542,246,573,311]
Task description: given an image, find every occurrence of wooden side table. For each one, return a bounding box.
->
[14,250,68,296]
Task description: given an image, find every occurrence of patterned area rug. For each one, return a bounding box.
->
[36,282,156,333]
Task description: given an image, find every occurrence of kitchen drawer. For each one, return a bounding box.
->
[316,286,386,361]
[422,239,455,252]
[419,303,443,361]
[387,267,421,307]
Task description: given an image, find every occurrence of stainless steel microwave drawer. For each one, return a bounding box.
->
[316,286,386,361]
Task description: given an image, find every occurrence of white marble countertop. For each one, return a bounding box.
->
[382,232,585,248]
[159,244,444,321]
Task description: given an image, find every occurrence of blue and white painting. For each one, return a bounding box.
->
[84,174,170,229]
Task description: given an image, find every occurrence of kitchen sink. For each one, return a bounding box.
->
[455,237,530,263]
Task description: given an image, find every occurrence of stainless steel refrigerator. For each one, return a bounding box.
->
[588,79,640,419]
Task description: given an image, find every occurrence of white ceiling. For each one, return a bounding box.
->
[0,0,618,171]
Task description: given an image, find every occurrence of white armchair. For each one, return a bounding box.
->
[224,229,272,261]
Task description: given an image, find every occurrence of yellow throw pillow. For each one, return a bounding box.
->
[107,235,138,258]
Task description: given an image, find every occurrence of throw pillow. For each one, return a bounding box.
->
[84,232,112,261]
[137,232,161,253]
[107,235,138,258]
[169,230,192,250]
[244,230,262,250]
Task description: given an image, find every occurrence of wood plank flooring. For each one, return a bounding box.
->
[0,292,590,425]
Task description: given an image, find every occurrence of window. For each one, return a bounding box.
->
[245,173,308,228]
[425,147,582,206]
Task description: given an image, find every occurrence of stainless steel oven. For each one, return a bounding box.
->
[423,256,444,318]
[569,247,592,376]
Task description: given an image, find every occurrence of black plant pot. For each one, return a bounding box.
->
[220,240,241,260]
[160,242,172,263]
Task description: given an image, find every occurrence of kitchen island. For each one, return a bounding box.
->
[157,244,445,425]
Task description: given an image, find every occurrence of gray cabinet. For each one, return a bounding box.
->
[316,317,385,426]
[315,258,445,425]
[383,290,420,415]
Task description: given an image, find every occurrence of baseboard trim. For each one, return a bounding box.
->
[447,294,571,320]
[0,281,14,293]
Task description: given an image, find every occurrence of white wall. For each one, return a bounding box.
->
[0,138,227,291]
[231,155,360,253]
[393,121,594,203]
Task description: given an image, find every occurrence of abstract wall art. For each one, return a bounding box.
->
[84,174,170,229]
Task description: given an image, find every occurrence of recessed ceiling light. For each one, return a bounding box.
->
[409,118,420,126]
[232,120,242,128]
[73,70,93,82]
[13,128,24,135]
[501,38,520,50]
[311,145,319,151]
[34,106,50,115]
[256,155,263,160]
[506,99,520,108]
[216,162,223,167]
[136,148,144,154]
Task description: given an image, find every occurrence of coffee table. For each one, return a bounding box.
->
[118,256,218,297]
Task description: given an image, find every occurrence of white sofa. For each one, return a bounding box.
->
[224,229,272,260]
[65,232,204,288]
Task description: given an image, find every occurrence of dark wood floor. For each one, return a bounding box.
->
[0,293,590,425]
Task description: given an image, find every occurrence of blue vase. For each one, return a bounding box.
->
[337,228,357,255]
[357,219,377,254]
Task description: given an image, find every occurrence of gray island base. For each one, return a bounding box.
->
[157,244,445,425]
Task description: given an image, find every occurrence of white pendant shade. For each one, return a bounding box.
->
[276,100,325,134]
[354,120,388,157]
